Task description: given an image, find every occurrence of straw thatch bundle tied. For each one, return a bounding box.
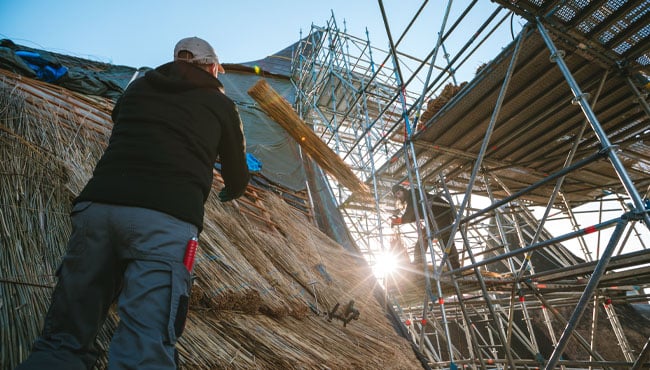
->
[248,79,370,198]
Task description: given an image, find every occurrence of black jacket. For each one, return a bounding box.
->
[75,61,250,230]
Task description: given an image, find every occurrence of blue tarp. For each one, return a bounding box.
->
[15,50,68,82]
[246,153,262,173]
[0,39,132,99]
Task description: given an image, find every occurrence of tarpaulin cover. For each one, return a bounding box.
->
[0,39,307,191]
[219,73,306,191]
[0,39,133,99]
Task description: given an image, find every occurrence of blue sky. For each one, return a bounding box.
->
[1,0,521,75]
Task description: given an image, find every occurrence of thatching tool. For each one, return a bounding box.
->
[247,79,370,198]
[327,300,360,327]
[183,236,199,272]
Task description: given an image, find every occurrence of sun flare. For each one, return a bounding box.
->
[373,252,397,278]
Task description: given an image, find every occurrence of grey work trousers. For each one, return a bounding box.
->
[16,201,197,370]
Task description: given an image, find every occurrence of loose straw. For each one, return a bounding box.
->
[248,79,370,197]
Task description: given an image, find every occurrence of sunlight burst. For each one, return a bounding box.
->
[373,252,397,278]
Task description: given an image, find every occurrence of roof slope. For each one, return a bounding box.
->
[0,54,423,368]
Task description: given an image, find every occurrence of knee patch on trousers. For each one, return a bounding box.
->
[166,261,192,344]
[174,294,189,337]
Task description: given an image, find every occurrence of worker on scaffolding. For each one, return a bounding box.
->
[390,184,460,270]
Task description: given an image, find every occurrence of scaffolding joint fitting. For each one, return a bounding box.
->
[628,198,650,225]
[571,93,590,105]
[597,144,619,156]
[621,205,648,222]
[549,49,566,63]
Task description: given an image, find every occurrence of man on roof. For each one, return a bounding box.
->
[390,184,461,270]
[17,37,250,370]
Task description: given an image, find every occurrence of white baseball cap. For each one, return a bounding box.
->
[174,37,225,74]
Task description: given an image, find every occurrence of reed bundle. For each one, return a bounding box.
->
[419,82,467,124]
[248,79,370,198]
[2,72,421,369]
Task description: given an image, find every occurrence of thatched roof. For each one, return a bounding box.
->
[0,63,423,368]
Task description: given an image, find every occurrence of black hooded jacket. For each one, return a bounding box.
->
[75,61,250,230]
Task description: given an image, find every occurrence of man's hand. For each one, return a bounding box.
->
[218,188,234,202]
[390,215,402,227]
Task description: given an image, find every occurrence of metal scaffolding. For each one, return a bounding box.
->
[291,1,650,369]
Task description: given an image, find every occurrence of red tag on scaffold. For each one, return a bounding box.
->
[183,237,199,272]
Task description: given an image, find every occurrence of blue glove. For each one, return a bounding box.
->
[218,188,235,202]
